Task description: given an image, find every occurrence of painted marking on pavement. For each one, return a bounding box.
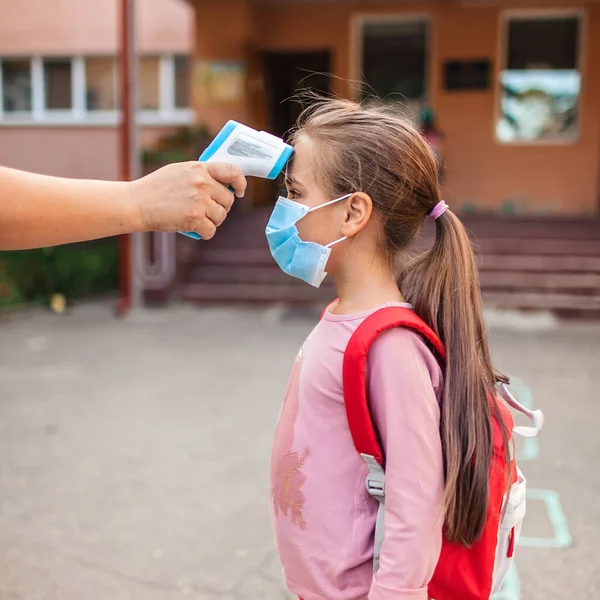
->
[520,489,573,549]
[493,374,573,600]
[493,564,521,600]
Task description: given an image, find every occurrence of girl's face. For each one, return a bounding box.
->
[285,135,347,249]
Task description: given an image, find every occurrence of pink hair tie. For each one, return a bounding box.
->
[428,200,448,220]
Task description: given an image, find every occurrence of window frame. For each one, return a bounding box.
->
[494,8,586,146]
[173,54,192,110]
[41,56,76,116]
[0,57,34,121]
[83,55,119,122]
[0,54,194,127]
[350,12,433,110]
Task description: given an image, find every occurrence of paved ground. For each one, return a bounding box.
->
[0,304,599,600]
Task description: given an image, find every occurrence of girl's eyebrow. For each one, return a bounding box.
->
[285,174,304,188]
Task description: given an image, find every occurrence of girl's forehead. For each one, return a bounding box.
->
[289,136,315,182]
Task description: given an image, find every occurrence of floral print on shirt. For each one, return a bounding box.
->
[271,346,310,530]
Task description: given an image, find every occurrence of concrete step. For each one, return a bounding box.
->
[477,254,600,273]
[479,271,600,291]
[474,238,600,256]
[177,245,274,268]
[174,213,600,313]
[180,282,335,305]
[189,264,297,285]
[484,291,600,312]
[462,216,600,239]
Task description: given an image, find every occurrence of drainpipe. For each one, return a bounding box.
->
[116,0,141,315]
[117,0,177,312]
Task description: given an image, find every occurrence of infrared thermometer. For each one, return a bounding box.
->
[180,121,293,239]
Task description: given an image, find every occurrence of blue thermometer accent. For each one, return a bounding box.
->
[268,145,294,179]
[179,122,293,240]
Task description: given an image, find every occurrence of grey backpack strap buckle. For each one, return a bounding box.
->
[361,454,386,573]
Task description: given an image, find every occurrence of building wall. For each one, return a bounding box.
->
[0,0,194,55]
[434,4,600,216]
[191,0,255,128]
[0,127,178,180]
[0,0,194,181]
[193,0,600,216]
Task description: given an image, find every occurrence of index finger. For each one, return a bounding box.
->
[204,162,247,199]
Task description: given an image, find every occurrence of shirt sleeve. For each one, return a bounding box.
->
[366,328,445,600]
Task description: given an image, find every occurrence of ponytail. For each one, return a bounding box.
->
[401,209,506,545]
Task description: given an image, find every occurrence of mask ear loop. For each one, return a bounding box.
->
[309,193,354,249]
[306,193,354,214]
[326,236,347,249]
[303,192,354,250]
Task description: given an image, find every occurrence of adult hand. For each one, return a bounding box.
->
[131,161,247,239]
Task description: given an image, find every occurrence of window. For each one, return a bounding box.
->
[174,55,190,109]
[1,60,32,113]
[497,13,582,143]
[137,55,192,120]
[360,20,429,118]
[0,55,193,125]
[138,56,160,111]
[43,58,72,110]
[85,57,117,111]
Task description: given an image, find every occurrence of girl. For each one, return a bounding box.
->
[267,98,506,600]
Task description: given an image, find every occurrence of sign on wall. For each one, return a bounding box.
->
[443,59,491,91]
[193,60,246,105]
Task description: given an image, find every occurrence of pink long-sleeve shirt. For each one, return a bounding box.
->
[270,303,445,600]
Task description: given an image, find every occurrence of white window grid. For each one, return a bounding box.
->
[0,55,193,126]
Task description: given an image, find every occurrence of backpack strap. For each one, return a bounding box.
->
[342,306,447,573]
[343,306,446,466]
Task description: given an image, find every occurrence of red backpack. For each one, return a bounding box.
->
[331,304,543,600]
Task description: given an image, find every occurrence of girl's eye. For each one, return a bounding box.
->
[287,189,300,199]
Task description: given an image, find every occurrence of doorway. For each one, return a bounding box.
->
[263,50,332,138]
[259,51,332,205]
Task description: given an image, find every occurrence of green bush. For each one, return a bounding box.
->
[0,239,119,309]
[142,125,212,167]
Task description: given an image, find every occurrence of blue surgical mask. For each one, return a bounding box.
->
[265,194,352,287]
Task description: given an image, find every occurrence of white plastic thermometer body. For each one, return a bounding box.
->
[180,121,293,239]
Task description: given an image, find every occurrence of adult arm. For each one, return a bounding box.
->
[0,161,246,250]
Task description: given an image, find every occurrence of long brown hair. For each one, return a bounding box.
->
[292,96,507,546]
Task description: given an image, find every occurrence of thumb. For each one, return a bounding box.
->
[204,162,247,198]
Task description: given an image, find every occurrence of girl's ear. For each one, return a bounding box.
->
[341,192,373,237]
